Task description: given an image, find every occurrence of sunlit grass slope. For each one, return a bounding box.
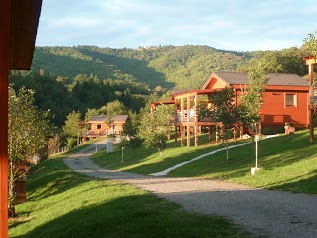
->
[92,130,317,194]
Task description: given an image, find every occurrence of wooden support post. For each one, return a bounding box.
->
[181,126,184,146]
[209,127,212,141]
[304,56,316,143]
[194,94,198,146]
[194,126,198,146]
[187,96,190,123]
[174,126,177,146]
[187,126,191,146]
[180,98,184,123]
[240,125,244,141]
[309,63,314,143]
[186,96,190,146]
[0,1,11,237]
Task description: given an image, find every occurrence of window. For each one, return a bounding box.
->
[96,124,102,129]
[285,94,296,106]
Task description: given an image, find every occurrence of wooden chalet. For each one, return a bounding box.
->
[1,1,43,237]
[80,115,129,141]
[204,72,310,129]
[150,72,310,147]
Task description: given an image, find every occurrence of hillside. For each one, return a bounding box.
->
[31,45,253,90]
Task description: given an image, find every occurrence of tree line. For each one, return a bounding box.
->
[31,44,313,92]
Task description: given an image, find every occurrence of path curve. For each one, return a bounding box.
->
[64,139,317,238]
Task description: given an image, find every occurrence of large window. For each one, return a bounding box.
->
[285,94,296,106]
[96,124,102,129]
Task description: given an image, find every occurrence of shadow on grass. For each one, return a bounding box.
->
[27,158,90,201]
[10,194,251,238]
[269,169,317,193]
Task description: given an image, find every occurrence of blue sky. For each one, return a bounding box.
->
[36,0,317,51]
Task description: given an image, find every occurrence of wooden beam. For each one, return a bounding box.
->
[187,96,190,146]
[0,1,11,237]
[174,126,177,146]
[307,59,315,143]
[305,58,316,65]
[194,93,198,146]
[181,126,184,146]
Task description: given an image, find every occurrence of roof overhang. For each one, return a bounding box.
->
[10,0,43,70]
[303,55,316,65]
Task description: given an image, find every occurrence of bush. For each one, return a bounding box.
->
[66,137,77,149]
[275,127,285,134]
[262,127,272,135]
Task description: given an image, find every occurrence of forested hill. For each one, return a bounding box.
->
[31,45,254,90]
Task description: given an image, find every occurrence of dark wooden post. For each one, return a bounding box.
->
[208,126,212,141]
[187,96,190,146]
[304,56,316,143]
[194,93,198,146]
[0,1,11,237]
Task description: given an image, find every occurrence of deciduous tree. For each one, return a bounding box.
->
[138,105,173,159]
[200,87,241,160]
[8,86,51,216]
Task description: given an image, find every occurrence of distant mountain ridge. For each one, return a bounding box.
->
[31,45,254,90]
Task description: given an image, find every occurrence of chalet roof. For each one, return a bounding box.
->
[88,115,129,123]
[203,72,309,88]
[10,0,43,70]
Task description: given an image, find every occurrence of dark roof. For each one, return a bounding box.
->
[88,115,128,123]
[214,72,308,87]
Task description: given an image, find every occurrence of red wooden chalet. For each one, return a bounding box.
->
[79,115,129,142]
[203,72,309,130]
[150,72,309,147]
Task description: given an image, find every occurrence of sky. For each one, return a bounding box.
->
[36,0,317,52]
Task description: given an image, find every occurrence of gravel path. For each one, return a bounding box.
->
[64,139,317,238]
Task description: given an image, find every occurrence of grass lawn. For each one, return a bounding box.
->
[92,130,317,194]
[9,153,253,238]
[91,133,238,174]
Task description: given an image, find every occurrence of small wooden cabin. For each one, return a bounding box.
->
[80,115,128,141]
[203,72,309,130]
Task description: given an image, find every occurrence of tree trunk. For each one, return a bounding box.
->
[158,149,163,160]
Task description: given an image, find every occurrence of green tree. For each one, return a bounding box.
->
[239,62,267,124]
[304,30,317,59]
[8,86,51,216]
[63,111,81,146]
[85,108,99,121]
[105,100,128,115]
[239,62,267,169]
[122,112,142,149]
[200,87,241,160]
[138,105,172,159]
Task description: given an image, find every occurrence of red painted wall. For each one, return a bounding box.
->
[260,90,308,127]
[236,88,308,128]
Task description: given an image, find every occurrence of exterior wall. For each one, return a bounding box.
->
[204,77,227,89]
[260,90,308,127]
[90,122,125,134]
[236,89,309,128]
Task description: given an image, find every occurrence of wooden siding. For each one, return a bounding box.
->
[260,91,308,127]
[204,76,227,89]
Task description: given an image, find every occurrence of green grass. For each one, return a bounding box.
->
[91,133,240,174]
[92,130,317,194]
[9,153,253,238]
